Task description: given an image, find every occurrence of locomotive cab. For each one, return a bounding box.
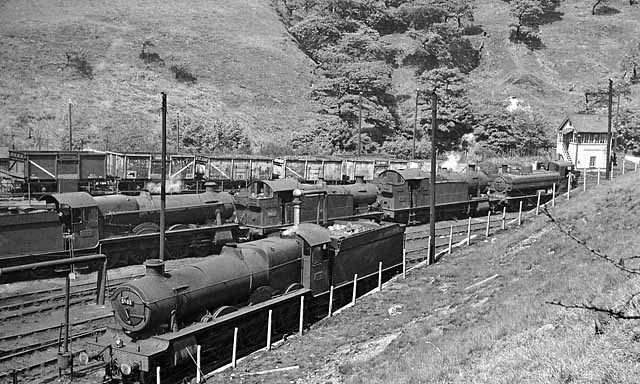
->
[40,192,100,249]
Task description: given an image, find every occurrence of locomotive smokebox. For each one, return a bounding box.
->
[144,259,165,277]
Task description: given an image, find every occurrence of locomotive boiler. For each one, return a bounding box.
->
[112,236,304,335]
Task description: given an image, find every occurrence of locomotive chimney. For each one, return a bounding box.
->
[468,163,476,172]
[355,175,365,184]
[501,164,508,173]
[144,259,165,277]
[292,189,302,228]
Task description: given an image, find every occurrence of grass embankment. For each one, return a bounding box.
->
[0,0,317,151]
[212,172,640,383]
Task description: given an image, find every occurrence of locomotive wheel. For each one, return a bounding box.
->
[132,222,159,235]
[284,283,304,294]
[249,286,275,305]
[212,306,237,319]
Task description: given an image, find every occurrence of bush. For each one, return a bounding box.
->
[169,64,197,83]
[64,51,93,79]
[139,41,164,66]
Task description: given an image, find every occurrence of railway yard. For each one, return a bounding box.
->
[0,161,637,384]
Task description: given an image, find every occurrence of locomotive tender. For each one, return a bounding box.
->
[90,217,405,383]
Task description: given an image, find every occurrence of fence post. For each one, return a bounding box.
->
[448,225,453,255]
[622,162,625,175]
[196,345,201,383]
[157,367,160,384]
[426,236,431,259]
[597,169,601,185]
[378,261,383,291]
[328,286,334,317]
[402,249,406,279]
[352,274,358,306]
[466,216,471,246]
[518,201,523,225]
[501,207,506,230]
[232,327,238,368]
[299,296,304,336]
[635,162,638,172]
[536,191,541,215]
[567,176,571,200]
[485,211,491,237]
[583,170,587,191]
[266,309,272,350]
[552,183,556,207]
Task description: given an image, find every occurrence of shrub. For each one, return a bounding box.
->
[64,51,93,79]
[169,64,197,83]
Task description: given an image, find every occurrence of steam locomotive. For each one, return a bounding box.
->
[88,215,405,383]
[0,187,239,282]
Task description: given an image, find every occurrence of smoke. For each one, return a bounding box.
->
[441,152,464,172]
[145,178,183,194]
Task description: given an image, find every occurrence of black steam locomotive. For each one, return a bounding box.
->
[88,219,405,383]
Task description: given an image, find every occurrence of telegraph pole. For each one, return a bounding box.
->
[68,101,73,151]
[358,92,363,157]
[429,91,437,265]
[160,92,167,262]
[606,79,613,180]
[176,112,181,153]
[413,89,419,159]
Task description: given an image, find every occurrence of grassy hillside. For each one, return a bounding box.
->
[0,0,318,152]
[470,0,640,124]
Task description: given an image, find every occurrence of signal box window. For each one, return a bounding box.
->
[589,156,596,168]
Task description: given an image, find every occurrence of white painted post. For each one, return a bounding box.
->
[536,191,541,215]
[266,310,272,350]
[426,236,431,258]
[567,175,571,200]
[378,261,383,291]
[597,169,601,185]
[156,367,160,384]
[402,249,406,279]
[232,327,238,368]
[352,274,358,305]
[501,206,506,230]
[635,162,638,172]
[299,296,304,336]
[448,225,453,255]
[196,345,201,383]
[485,211,491,237]
[552,183,556,207]
[518,201,523,226]
[466,216,471,246]
[328,286,334,317]
[583,170,587,191]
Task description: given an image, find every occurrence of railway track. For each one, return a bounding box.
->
[0,275,141,322]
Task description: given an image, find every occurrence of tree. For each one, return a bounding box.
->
[615,109,640,155]
[182,118,250,154]
[592,0,609,15]
[509,0,545,38]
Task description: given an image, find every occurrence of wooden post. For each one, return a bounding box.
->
[196,345,201,383]
[536,191,541,215]
[518,201,523,226]
[485,211,491,237]
[299,296,304,336]
[448,225,453,255]
[567,175,571,200]
[597,169,601,185]
[266,310,272,350]
[402,249,406,279]
[501,206,506,230]
[352,274,358,305]
[552,183,556,207]
[328,286,334,317]
[378,261,383,291]
[466,216,471,246]
[156,367,160,384]
[232,327,238,368]
[583,170,586,191]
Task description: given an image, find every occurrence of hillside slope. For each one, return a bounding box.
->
[470,0,640,123]
[0,0,317,152]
